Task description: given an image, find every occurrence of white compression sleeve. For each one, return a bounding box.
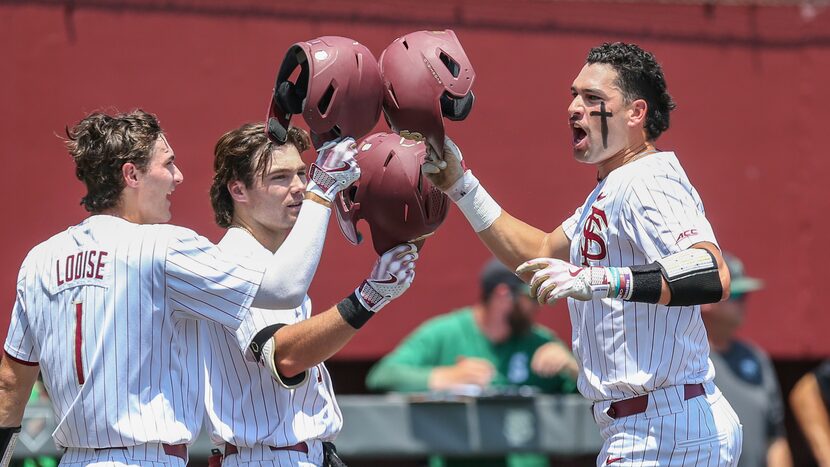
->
[252,199,331,309]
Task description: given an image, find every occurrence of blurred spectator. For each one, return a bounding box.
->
[701,253,792,467]
[790,361,830,466]
[366,258,578,467]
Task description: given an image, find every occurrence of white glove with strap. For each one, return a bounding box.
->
[306,137,361,202]
[422,136,501,232]
[516,258,633,305]
[337,243,418,329]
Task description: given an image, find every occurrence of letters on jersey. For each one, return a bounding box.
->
[55,250,108,291]
[580,206,608,266]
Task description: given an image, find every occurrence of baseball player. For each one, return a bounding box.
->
[202,123,418,467]
[422,43,742,466]
[0,109,368,466]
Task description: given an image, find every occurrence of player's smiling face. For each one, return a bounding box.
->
[134,135,183,224]
[568,63,632,165]
[244,145,307,236]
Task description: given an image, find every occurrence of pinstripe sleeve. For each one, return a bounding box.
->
[561,206,584,240]
[4,261,39,364]
[622,174,718,262]
[165,228,266,331]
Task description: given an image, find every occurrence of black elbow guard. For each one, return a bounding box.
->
[656,249,723,306]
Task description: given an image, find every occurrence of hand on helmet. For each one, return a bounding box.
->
[422,136,465,191]
[306,137,361,202]
[356,243,418,313]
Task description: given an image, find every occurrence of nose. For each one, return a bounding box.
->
[292,174,307,194]
[173,164,184,184]
[568,96,583,121]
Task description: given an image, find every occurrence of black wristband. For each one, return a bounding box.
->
[628,263,663,304]
[337,292,374,329]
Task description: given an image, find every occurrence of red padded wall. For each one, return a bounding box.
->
[2,1,829,358]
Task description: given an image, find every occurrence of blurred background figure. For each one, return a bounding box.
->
[790,361,830,467]
[702,253,792,467]
[366,258,578,467]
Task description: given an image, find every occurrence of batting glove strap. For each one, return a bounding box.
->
[337,291,375,329]
[306,162,359,202]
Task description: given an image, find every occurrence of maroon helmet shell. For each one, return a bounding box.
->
[379,30,475,154]
[334,132,450,255]
[266,36,383,147]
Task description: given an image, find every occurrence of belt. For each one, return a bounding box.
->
[224,442,309,456]
[92,444,188,462]
[606,383,705,419]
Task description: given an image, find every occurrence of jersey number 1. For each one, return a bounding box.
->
[74,302,85,385]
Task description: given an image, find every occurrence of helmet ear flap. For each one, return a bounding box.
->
[440,90,475,121]
[276,81,304,115]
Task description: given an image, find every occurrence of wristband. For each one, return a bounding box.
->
[336,292,374,329]
[450,171,502,232]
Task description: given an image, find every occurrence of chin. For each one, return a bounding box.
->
[572,150,594,164]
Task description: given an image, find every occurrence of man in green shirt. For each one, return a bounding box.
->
[366,259,578,467]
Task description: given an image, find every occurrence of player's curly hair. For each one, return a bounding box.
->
[211,123,311,228]
[587,42,676,140]
[65,110,163,213]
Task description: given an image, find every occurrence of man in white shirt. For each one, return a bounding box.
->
[204,122,418,467]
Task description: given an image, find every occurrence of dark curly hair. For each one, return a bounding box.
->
[586,42,676,140]
[65,110,163,213]
[210,123,311,228]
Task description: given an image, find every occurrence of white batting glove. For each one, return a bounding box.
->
[516,258,622,304]
[306,137,361,202]
[421,136,465,192]
[356,243,418,313]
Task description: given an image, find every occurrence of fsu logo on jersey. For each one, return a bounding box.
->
[580,206,608,265]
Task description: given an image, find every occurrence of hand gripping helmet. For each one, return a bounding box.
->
[334,132,450,255]
[379,30,475,154]
[266,36,383,148]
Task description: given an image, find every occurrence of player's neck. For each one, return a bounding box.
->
[596,140,656,180]
[98,203,140,224]
[229,217,288,253]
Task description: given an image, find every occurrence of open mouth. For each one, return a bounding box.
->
[571,125,588,146]
[572,125,587,148]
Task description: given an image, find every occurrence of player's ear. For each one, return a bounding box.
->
[627,99,648,128]
[122,162,140,188]
[227,180,248,203]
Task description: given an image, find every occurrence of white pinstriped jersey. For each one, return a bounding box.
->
[203,228,342,449]
[4,215,266,448]
[561,152,718,402]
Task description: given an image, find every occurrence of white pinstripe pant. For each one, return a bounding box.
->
[220,440,325,467]
[592,382,743,466]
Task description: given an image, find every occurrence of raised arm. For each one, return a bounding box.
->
[421,137,570,271]
[253,138,361,309]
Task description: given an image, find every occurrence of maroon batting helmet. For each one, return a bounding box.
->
[334,132,450,255]
[266,36,383,148]
[379,30,475,154]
